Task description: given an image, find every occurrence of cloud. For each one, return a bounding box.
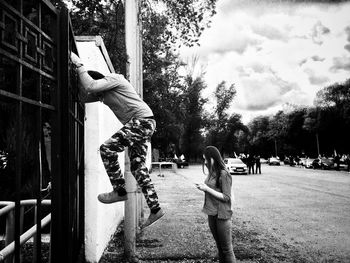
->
[345,26,350,42]
[304,68,329,85]
[330,56,350,72]
[237,73,299,111]
[299,58,308,67]
[182,0,350,124]
[311,55,325,62]
[345,26,350,52]
[299,55,325,67]
[212,37,261,55]
[236,63,275,78]
[251,63,273,74]
[345,44,350,53]
[251,24,289,42]
[236,66,251,77]
[311,21,330,45]
[240,78,283,111]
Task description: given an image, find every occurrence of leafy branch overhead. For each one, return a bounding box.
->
[142,0,217,48]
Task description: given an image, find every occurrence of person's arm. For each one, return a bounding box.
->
[196,172,232,202]
[71,52,118,93]
[196,183,227,201]
[79,89,101,103]
[77,69,118,93]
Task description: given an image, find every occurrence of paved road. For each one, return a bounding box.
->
[101,164,350,262]
[178,164,350,261]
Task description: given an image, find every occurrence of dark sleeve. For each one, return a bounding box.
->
[220,170,232,202]
[78,88,101,103]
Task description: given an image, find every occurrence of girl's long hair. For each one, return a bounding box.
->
[203,146,227,188]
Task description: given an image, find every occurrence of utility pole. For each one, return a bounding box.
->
[124,0,142,261]
[274,139,278,157]
[316,133,320,156]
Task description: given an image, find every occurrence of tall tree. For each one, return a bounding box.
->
[214,81,236,121]
[204,81,247,156]
[248,116,271,156]
[181,75,207,161]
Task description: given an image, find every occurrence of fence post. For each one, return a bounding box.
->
[124,148,138,261]
[5,211,14,263]
[125,0,143,261]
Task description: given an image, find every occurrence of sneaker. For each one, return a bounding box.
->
[142,209,165,228]
[97,191,128,204]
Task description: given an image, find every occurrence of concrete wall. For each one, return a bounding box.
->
[76,40,124,263]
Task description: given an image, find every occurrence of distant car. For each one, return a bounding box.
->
[260,158,269,164]
[224,158,248,175]
[303,158,315,169]
[283,157,291,165]
[299,158,306,166]
[268,157,280,166]
[339,160,349,171]
[312,157,334,170]
[284,157,296,166]
[173,158,189,168]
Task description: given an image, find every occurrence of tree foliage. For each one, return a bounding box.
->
[247,78,350,158]
[204,81,247,156]
[180,75,207,161]
[142,0,217,48]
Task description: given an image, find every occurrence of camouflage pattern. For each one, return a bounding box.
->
[99,117,159,210]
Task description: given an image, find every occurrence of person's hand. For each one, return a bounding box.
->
[71,52,83,67]
[195,183,209,192]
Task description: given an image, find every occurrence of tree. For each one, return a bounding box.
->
[312,79,350,155]
[314,79,350,108]
[248,116,271,156]
[71,0,128,74]
[267,111,289,157]
[204,81,247,156]
[214,81,236,121]
[181,74,207,161]
[142,0,217,48]
[303,107,323,156]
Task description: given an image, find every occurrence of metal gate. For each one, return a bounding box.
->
[0,1,84,262]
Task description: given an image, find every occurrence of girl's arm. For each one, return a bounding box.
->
[196,184,227,201]
[196,171,232,202]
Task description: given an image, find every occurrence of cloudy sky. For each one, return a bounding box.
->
[179,0,350,123]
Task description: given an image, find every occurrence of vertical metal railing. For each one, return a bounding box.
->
[50,6,85,263]
[0,1,84,262]
[0,0,58,262]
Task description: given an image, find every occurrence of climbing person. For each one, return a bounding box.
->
[70,52,164,228]
[195,146,237,263]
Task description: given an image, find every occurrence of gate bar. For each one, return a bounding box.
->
[0,214,51,261]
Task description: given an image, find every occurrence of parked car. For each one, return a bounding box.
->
[312,157,334,169]
[299,158,306,166]
[224,158,248,175]
[283,157,292,165]
[260,158,269,164]
[173,156,189,168]
[302,158,315,169]
[268,157,281,165]
[339,161,349,171]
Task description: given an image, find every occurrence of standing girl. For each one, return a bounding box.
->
[196,146,237,263]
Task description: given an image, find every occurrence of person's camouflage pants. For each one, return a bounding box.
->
[99,117,159,211]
